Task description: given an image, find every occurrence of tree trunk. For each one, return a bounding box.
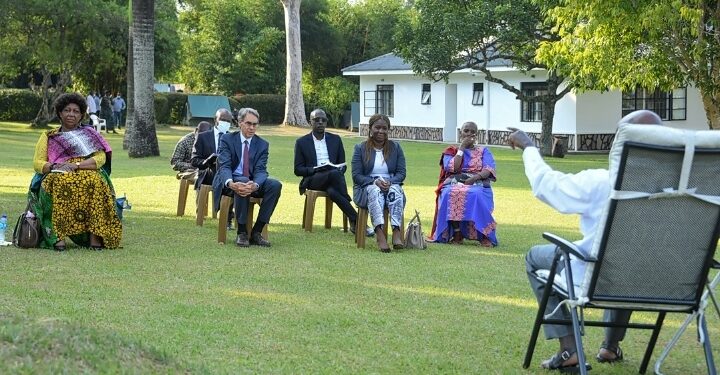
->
[700,90,720,130]
[540,98,555,156]
[123,18,133,151]
[128,0,159,157]
[31,68,53,128]
[281,0,308,127]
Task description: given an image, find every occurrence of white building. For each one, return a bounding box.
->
[342,53,708,150]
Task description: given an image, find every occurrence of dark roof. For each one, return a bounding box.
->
[342,52,514,73]
[342,53,411,72]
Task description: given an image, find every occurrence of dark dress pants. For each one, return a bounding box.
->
[234,178,282,232]
[306,169,357,223]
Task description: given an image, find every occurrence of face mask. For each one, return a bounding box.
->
[217,121,231,133]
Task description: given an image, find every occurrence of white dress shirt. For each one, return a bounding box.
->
[313,135,330,166]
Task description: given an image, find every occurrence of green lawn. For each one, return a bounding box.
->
[0,121,716,374]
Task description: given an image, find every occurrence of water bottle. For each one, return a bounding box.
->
[0,214,7,243]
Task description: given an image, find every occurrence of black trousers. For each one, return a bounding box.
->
[305,169,357,223]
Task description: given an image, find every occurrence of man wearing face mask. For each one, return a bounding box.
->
[191,108,233,219]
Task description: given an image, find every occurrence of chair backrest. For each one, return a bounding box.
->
[580,124,720,310]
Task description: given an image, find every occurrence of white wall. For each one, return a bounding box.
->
[358,73,710,135]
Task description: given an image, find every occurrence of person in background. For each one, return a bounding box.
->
[86,91,97,116]
[351,114,406,252]
[32,92,122,251]
[112,93,126,129]
[171,121,212,179]
[93,92,101,116]
[100,90,117,134]
[429,121,497,246]
[509,110,663,371]
[294,109,373,237]
[217,108,282,247]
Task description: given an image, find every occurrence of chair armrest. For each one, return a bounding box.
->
[542,232,597,262]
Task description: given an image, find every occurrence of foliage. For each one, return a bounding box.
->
[0,89,43,122]
[235,94,286,124]
[395,0,570,155]
[165,92,189,125]
[177,0,286,94]
[153,93,170,125]
[304,76,358,128]
[0,121,713,374]
[327,0,411,72]
[536,0,720,129]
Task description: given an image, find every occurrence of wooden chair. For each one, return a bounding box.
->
[196,184,218,226]
[302,189,348,233]
[217,195,268,244]
[176,177,195,216]
[355,207,404,249]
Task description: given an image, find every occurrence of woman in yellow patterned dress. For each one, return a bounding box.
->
[32,93,122,250]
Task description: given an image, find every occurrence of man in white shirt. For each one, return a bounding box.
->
[293,109,373,237]
[86,91,97,116]
[508,110,663,371]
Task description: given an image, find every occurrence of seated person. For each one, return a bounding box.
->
[351,114,406,252]
[191,110,232,219]
[171,121,212,180]
[294,108,372,236]
[217,108,282,247]
[32,92,122,251]
[429,121,497,246]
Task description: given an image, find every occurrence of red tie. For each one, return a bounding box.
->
[243,140,250,176]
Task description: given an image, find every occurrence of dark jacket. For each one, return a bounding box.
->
[351,140,406,207]
[293,131,346,195]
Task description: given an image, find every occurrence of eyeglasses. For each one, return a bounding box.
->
[312,118,327,123]
[243,121,259,127]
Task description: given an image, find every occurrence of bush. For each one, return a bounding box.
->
[154,93,170,125]
[234,94,285,124]
[0,89,43,122]
[153,92,188,125]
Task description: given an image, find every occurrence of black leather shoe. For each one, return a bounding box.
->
[235,233,250,247]
[250,232,271,247]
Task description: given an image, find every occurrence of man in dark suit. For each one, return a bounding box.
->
[294,109,372,237]
[191,108,233,220]
[216,108,282,247]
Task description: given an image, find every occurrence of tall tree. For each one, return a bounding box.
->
[537,0,720,129]
[127,0,160,157]
[281,0,308,126]
[396,0,571,154]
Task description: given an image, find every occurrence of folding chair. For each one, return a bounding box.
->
[523,124,720,374]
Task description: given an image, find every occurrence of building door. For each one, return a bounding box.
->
[444,84,457,142]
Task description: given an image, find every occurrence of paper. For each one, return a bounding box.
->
[314,162,345,172]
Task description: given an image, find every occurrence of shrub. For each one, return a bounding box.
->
[0,89,43,122]
[154,93,170,124]
[166,92,188,125]
[234,94,285,124]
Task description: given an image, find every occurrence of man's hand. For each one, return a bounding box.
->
[228,180,257,197]
[507,127,535,150]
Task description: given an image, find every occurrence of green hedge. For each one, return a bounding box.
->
[234,94,285,124]
[153,92,189,125]
[0,89,43,121]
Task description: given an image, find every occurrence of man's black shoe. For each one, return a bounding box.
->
[250,232,271,247]
[235,233,250,247]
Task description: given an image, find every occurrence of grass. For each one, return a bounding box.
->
[0,121,717,374]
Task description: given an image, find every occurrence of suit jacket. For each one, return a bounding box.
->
[293,132,346,195]
[351,140,406,207]
[191,129,223,212]
[215,132,270,192]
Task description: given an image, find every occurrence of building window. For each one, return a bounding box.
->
[621,87,687,121]
[421,84,431,105]
[363,85,394,117]
[521,82,547,122]
[376,85,394,116]
[472,83,484,105]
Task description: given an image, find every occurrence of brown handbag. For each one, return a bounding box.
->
[12,201,39,249]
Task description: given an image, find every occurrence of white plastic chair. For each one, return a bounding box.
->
[90,115,106,132]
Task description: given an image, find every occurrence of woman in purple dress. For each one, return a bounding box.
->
[429,121,497,246]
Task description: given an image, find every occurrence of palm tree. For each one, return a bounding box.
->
[127,0,159,157]
[281,0,308,127]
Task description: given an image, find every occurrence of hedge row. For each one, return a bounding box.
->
[0,89,43,121]
[0,90,287,125]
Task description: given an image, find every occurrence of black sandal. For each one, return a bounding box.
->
[541,350,592,373]
[596,346,623,363]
